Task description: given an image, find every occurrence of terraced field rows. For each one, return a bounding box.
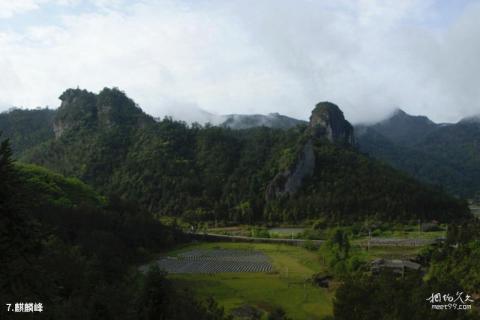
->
[151,249,273,274]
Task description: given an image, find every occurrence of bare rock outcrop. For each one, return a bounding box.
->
[309,102,355,146]
[265,139,315,199]
[265,102,355,200]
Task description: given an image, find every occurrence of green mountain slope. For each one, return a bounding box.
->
[269,140,467,222]
[7,88,470,223]
[16,162,106,209]
[357,111,480,198]
[0,108,55,156]
[1,134,229,320]
[366,109,438,146]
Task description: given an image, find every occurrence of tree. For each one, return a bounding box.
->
[0,136,43,302]
[268,307,291,320]
[136,266,172,320]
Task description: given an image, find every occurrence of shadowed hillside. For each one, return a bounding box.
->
[2,88,467,224]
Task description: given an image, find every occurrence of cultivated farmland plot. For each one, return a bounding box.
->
[147,249,273,274]
[365,238,436,246]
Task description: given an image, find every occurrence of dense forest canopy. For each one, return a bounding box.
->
[0,88,470,224]
[333,219,480,320]
[357,110,480,199]
[1,88,478,319]
[0,134,230,319]
[0,108,55,156]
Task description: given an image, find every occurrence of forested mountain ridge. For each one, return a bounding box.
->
[363,109,439,146]
[53,88,155,138]
[220,112,306,129]
[265,102,355,200]
[0,107,55,156]
[16,162,106,209]
[1,135,229,320]
[2,88,470,223]
[356,110,480,198]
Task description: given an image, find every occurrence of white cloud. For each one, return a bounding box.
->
[0,0,45,18]
[1,0,480,124]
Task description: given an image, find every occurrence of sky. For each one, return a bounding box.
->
[0,0,479,124]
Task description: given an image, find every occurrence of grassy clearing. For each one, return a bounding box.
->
[363,229,446,240]
[166,242,334,320]
[361,245,424,260]
[152,222,437,319]
[204,224,446,240]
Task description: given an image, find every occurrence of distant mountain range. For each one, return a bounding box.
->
[2,99,479,200]
[183,106,480,199]
[186,107,480,199]
[355,109,480,199]
[220,113,306,130]
[358,109,439,146]
[0,88,469,223]
[155,109,306,130]
[0,108,56,156]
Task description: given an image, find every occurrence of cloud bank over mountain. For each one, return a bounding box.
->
[1,0,480,124]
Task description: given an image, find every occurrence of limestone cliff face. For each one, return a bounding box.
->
[309,102,355,146]
[266,102,355,200]
[53,119,70,138]
[265,139,315,199]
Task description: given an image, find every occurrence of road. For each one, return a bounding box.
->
[189,232,324,246]
[189,232,441,247]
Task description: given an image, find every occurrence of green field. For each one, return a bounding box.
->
[369,229,445,239]
[361,245,424,260]
[165,242,334,320]
[153,237,432,320]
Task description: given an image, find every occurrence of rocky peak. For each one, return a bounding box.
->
[53,87,154,138]
[265,102,356,200]
[96,87,151,128]
[459,114,480,124]
[54,89,97,138]
[388,108,435,125]
[369,108,438,146]
[391,108,408,117]
[309,102,355,145]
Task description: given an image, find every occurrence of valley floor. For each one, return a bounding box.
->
[165,242,334,319]
[147,240,431,319]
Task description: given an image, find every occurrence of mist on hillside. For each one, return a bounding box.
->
[2,1,480,125]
